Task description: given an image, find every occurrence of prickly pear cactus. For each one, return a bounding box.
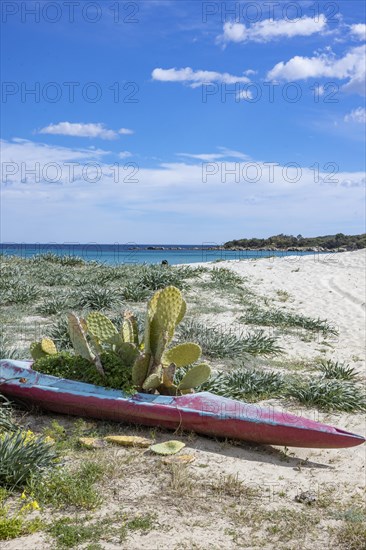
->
[136,286,210,395]
[86,312,118,343]
[162,343,201,368]
[115,342,139,366]
[147,287,181,355]
[154,286,183,330]
[40,338,57,356]
[162,363,176,388]
[30,339,57,360]
[122,311,139,345]
[30,342,46,361]
[142,371,162,391]
[177,363,211,391]
[31,287,209,397]
[68,313,94,362]
[132,353,151,387]
[67,313,104,376]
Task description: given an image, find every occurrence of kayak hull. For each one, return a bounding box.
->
[0,360,364,449]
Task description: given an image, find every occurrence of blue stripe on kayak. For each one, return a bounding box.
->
[0,359,175,404]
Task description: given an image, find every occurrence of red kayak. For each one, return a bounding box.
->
[0,360,364,448]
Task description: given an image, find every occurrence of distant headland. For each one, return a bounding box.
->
[222,233,366,252]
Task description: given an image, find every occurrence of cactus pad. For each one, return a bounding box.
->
[132,353,151,387]
[155,286,183,332]
[176,298,187,326]
[163,343,201,368]
[67,313,95,363]
[105,435,154,447]
[30,342,46,361]
[86,312,118,343]
[115,342,139,366]
[142,372,162,391]
[162,363,176,387]
[178,363,211,391]
[40,338,57,355]
[78,437,107,449]
[122,311,139,345]
[150,440,186,455]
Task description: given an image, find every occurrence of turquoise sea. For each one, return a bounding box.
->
[0,243,320,265]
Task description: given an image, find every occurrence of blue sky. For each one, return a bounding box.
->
[1,0,365,243]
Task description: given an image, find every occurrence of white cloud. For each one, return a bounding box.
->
[350,23,366,41]
[218,15,327,44]
[177,153,225,162]
[178,148,250,162]
[39,122,133,140]
[119,151,133,159]
[344,107,366,123]
[119,128,134,135]
[237,89,254,100]
[267,45,366,95]
[1,138,364,242]
[152,67,250,88]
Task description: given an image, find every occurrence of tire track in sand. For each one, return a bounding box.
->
[326,277,366,310]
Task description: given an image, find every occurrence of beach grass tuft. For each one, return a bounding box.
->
[32,461,104,510]
[179,320,283,358]
[287,378,366,412]
[0,431,58,489]
[241,306,338,337]
[120,282,149,302]
[0,333,19,360]
[2,284,40,306]
[136,265,189,290]
[30,253,86,267]
[46,317,73,350]
[210,267,244,287]
[206,366,285,402]
[0,394,17,432]
[318,359,359,380]
[175,365,285,402]
[75,286,122,310]
[36,295,72,315]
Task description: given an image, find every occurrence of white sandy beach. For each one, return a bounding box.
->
[195,249,366,370]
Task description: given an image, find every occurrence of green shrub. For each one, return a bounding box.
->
[0,509,43,541]
[33,352,135,393]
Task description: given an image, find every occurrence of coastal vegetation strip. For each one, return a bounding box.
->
[224,232,366,251]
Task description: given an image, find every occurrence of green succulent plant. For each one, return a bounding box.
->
[131,286,211,395]
[31,286,211,396]
[30,338,58,361]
